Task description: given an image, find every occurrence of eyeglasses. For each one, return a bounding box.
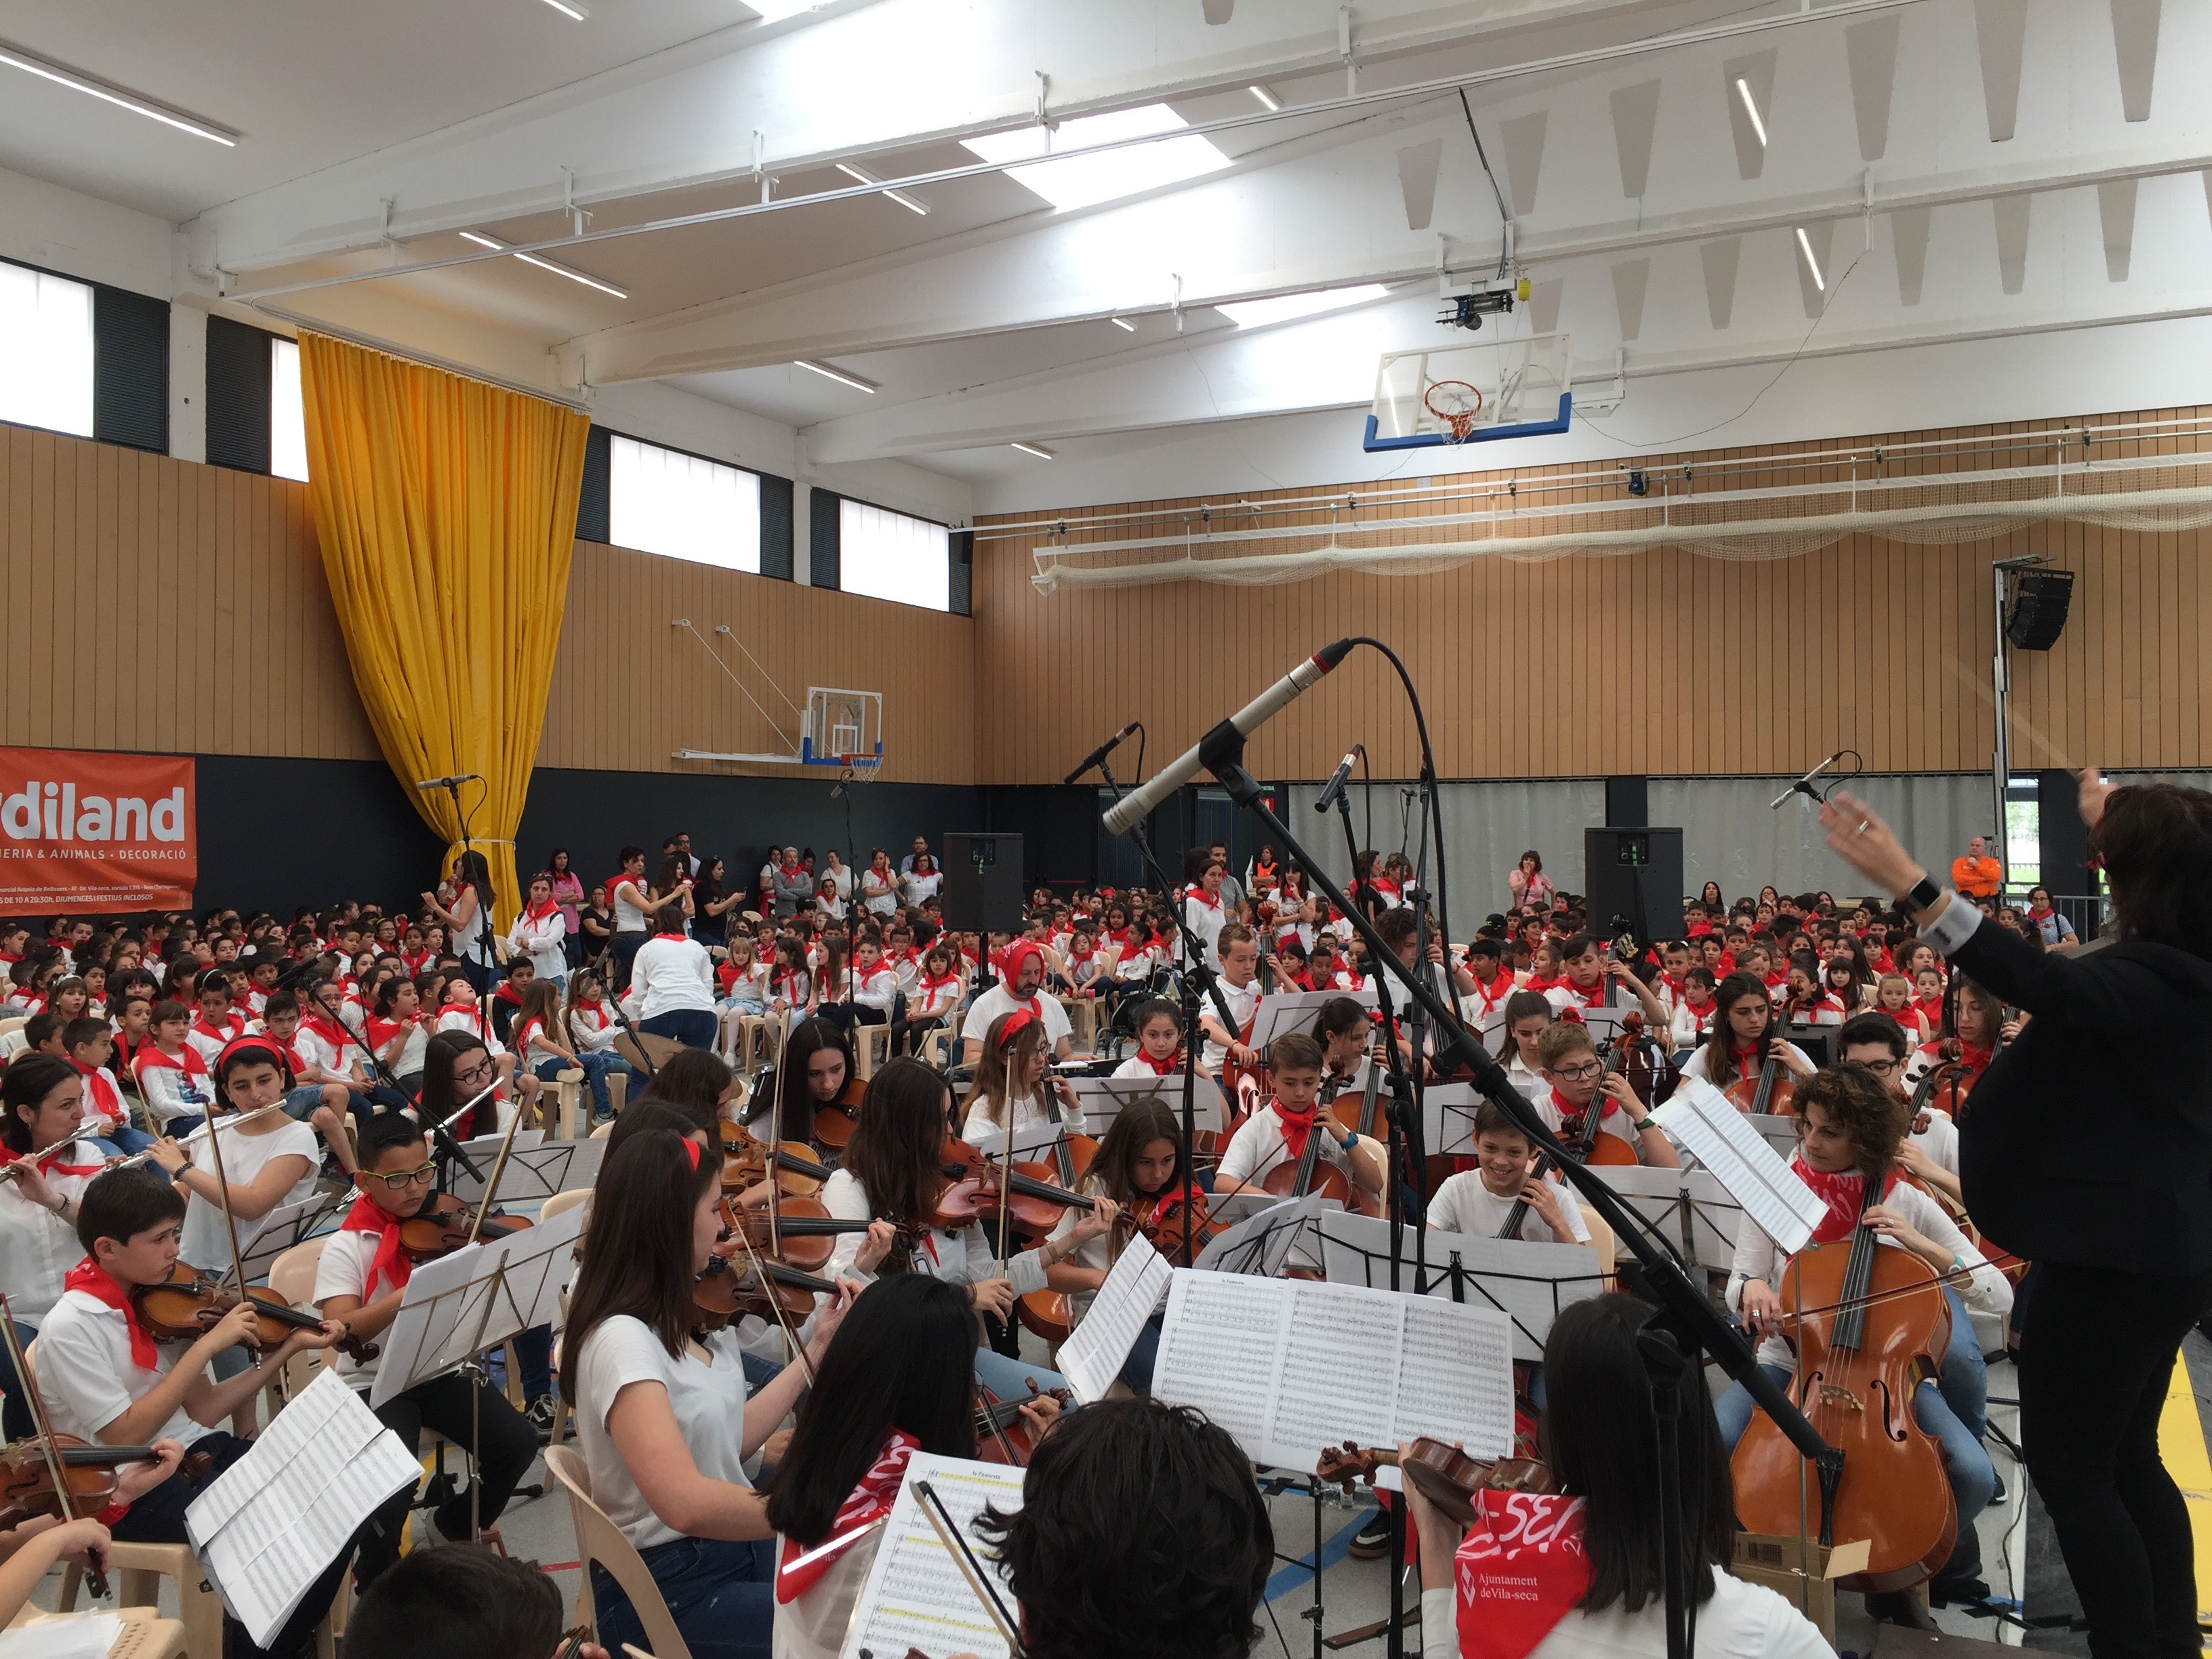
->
[1551,1061,1604,1082]
[454,1059,495,1086]
[1854,1057,1900,1077]
[367,1163,437,1191]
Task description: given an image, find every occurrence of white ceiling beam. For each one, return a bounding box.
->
[560,131,2212,384]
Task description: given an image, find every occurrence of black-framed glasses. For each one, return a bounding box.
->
[367,1164,437,1192]
[1551,1060,1604,1083]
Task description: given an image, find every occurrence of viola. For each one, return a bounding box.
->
[1314,1438,1556,1527]
[692,1253,837,1332]
[1731,1172,1958,1593]
[718,1193,878,1274]
[131,1263,379,1366]
[394,1194,533,1263]
[1139,1188,1222,1259]
[1012,1118,1105,1346]
[0,1435,216,1532]
[975,1378,1068,1466]
[930,1136,1092,1235]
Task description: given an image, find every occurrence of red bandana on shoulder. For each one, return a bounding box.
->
[1453,1491,1591,1659]
[775,1429,918,1601]
[1790,1157,1900,1245]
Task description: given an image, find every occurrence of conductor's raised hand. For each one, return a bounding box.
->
[2077,765,2113,831]
[1817,790,1923,900]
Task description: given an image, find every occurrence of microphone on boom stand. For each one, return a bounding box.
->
[1313,744,1362,813]
[1064,722,1140,786]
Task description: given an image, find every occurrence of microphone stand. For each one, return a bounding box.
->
[1087,752,1244,1269]
[1187,732,1840,1659]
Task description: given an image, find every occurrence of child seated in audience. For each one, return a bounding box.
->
[61,1016,150,1156]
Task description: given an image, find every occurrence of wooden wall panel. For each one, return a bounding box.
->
[1,424,977,784]
[972,405,2212,783]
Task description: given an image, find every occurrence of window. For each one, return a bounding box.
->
[270,337,308,481]
[609,434,760,572]
[0,260,95,438]
[839,498,949,611]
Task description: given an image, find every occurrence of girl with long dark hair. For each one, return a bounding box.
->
[1678,971,1816,1090]
[565,1129,853,1659]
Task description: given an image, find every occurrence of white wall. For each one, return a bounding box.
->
[0,163,174,300]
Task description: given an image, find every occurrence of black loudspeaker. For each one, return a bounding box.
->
[1581,827,1685,945]
[2005,569,2075,650]
[941,834,1025,933]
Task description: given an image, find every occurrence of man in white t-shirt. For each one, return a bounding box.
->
[960,942,1073,1065]
[35,1167,351,1656]
[314,1113,541,1587]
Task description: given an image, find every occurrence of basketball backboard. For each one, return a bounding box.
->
[802,687,882,768]
[1365,331,1574,451]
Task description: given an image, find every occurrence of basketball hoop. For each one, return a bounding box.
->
[1424,380,1484,442]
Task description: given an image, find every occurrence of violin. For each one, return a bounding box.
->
[0,1435,215,1532]
[718,1193,878,1274]
[975,1378,1069,1466]
[131,1263,380,1366]
[691,1253,838,1332]
[720,1133,830,1200]
[1731,1171,1959,1593]
[931,1136,1092,1235]
[1314,1438,1557,1527]
[394,1193,533,1263]
[812,1074,867,1152]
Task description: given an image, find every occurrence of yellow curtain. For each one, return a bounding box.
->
[297,333,588,930]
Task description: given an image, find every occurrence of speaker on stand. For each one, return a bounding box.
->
[941,834,1025,935]
[1582,827,1685,950]
[2005,569,2075,650]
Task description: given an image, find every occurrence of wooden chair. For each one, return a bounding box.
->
[543,1446,693,1659]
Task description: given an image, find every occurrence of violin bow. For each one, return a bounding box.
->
[914,1478,1025,1659]
[0,1290,108,1599]
[995,1085,1014,1280]
[719,1210,820,1387]
[466,1071,535,1248]
[197,1097,265,1372]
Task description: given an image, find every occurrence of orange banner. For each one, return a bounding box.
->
[0,748,197,912]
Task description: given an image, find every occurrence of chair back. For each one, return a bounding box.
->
[542,1446,694,1659]
[539,1188,590,1225]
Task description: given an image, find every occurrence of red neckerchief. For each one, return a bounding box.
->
[1682,996,1716,1031]
[1762,970,1788,991]
[302,1009,352,1053]
[1272,1098,1319,1162]
[134,1043,209,1083]
[1685,922,1712,937]
[523,898,558,924]
[1790,1156,1899,1245]
[1453,1491,1591,1659]
[1934,1039,1994,1079]
[62,1258,161,1370]
[1185,885,1222,914]
[1727,1042,1762,1083]
[775,1429,918,1602]
[1557,979,1605,1010]
[365,1015,404,1050]
[575,997,607,1021]
[1370,877,1401,901]
[1,1139,105,1179]
[338,1197,413,1300]
[191,1012,240,1045]
[1469,969,1510,1011]
[68,1059,122,1124]
[1716,951,1737,975]
[1523,973,1561,994]
[653,931,686,943]
[516,1017,546,1053]
[1551,1086,1616,1139]
[1136,1048,1181,1077]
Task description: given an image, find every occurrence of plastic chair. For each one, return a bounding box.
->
[548,1067,586,1139]
[854,1021,891,1079]
[543,1446,693,1659]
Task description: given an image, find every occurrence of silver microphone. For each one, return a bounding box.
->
[1313,745,1363,813]
[1769,752,1844,811]
[415,774,483,790]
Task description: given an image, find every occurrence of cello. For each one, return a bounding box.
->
[1725,995,1805,1118]
[1730,1172,1959,1593]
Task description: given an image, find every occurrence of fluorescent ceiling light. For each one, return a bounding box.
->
[1734,77,1767,147]
[1248,85,1281,111]
[796,359,879,394]
[0,42,237,145]
[1109,316,1136,332]
[1010,441,1055,459]
[458,230,628,298]
[1795,227,1825,291]
[537,0,586,17]
[1215,283,1391,328]
[743,0,827,19]
[961,104,1228,211]
[834,161,930,216]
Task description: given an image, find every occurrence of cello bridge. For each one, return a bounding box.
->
[1816,1381,1863,1412]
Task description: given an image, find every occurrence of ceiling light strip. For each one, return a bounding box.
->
[458,230,628,298]
[1010,441,1055,459]
[537,0,588,18]
[834,161,930,216]
[1734,77,1767,147]
[1795,226,1825,291]
[795,359,879,392]
[1248,85,1282,111]
[0,42,238,145]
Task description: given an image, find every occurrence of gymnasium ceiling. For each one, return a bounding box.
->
[2,0,2207,501]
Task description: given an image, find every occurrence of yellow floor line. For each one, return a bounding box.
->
[2154,1353,2212,1631]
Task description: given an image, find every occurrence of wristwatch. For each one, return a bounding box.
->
[1904,875,1943,914]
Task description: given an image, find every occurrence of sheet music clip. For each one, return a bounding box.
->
[1317,1210,1609,1363]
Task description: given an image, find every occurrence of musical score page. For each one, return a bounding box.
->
[1153,1269,1515,1469]
[1057,1231,1171,1404]
[1654,1080,1824,1254]
[839,1454,1023,1659]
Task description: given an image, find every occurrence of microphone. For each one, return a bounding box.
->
[1769,752,1845,810]
[1313,745,1363,813]
[415,773,482,790]
[1103,640,1355,836]
[1064,722,1141,786]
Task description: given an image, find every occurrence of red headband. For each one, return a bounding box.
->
[996,1008,1038,1049]
[683,1139,702,1172]
[1002,942,1043,977]
[215,1034,290,1077]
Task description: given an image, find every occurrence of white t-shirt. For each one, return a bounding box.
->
[1419,1572,1834,1659]
[628,936,718,1021]
[962,984,1072,1054]
[817,1168,1047,1302]
[1677,1042,1812,1092]
[35,1288,211,1447]
[574,1314,756,1551]
[179,1119,321,1269]
[901,869,943,904]
[1218,1103,1355,1188]
[1179,894,1227,970]
[291,1021,360,1086]
[0,1143,106,1324]
[611,878,655,934]
[959,1089,1068,1150]
[1427,1168,1590,1245]
[1911,1107,1961,1176]
[1197,977,1262,1073]
[310,1216,389,1385]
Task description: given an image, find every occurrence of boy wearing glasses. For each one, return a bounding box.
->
[314,1111,540,1588]
[1837,1012,1963,1205]
[1534,1021,1680,1167]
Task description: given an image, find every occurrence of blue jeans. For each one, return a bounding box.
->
[535,1050,632,1119]
[641,1008,718,1049]
[94,1124,155,1158]
[1937,1284,1989,1443]
[594,1536,774,1659]
[974,1346,1067,1401]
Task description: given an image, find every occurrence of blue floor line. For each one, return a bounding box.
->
[1265,1504,1377,1603]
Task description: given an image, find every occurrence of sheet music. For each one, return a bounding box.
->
[185,1368,419,1646]
[1066,1074,1229,1135]
[1653,1080,1824,1255]
[1153,1269,1515,1468]
[1057,1232,1171,1404]
[221,1190,348,1290]
[1247,988,1345,1048]
[838,1454,1023,1659]
[1421,1083,1483,1158]
[1317,1210,1606,1365]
